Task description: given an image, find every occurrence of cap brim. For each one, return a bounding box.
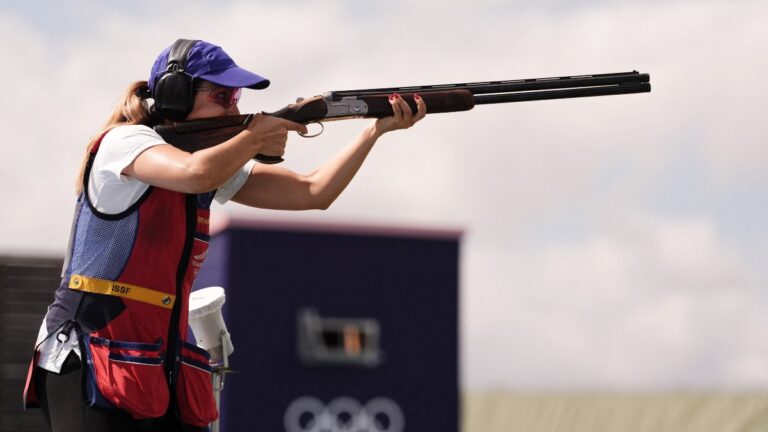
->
[198,66,270,90]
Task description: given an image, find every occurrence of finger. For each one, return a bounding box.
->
[281,119,309,135]
[396,94,414,125]
[390,93,403,122]
[265,137,287,156]
[413,94,427,122]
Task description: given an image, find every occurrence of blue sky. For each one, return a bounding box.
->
[2,0,767,390]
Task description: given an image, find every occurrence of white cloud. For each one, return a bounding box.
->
[465,214,768,390]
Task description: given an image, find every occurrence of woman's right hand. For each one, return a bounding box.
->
[244,114,308,157]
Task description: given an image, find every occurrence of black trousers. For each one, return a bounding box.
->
[34,352,204,432]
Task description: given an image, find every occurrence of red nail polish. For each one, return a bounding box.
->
[394,93,400,99]
[414,94,421,100]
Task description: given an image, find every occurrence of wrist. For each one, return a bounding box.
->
[366,121,384,141]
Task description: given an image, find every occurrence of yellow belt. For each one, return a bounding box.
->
[69,274,176,309]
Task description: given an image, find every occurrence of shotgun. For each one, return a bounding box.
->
[154,70,651,164]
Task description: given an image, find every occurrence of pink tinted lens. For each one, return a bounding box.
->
[228,88,242,106]
[208,87,242,108]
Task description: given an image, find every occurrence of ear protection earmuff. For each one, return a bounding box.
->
[152,39,200,121]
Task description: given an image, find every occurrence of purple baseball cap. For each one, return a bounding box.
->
[148,40,270,92]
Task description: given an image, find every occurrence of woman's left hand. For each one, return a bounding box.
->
[372,93,427,136]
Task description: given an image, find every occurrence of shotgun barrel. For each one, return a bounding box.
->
[328,71,651,103]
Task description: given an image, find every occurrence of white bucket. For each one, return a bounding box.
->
[188,286,234,364]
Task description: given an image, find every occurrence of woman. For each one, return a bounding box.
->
[24,39,426,432]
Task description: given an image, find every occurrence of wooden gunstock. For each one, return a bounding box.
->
[154,114,284,164]
[155,114,253,153]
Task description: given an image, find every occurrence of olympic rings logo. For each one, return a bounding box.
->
[284,396,405,432]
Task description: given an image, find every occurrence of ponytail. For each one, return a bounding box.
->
[75,81,158,195]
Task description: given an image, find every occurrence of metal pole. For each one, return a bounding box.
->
[210,331,230,432]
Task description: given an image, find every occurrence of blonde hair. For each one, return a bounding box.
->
[75,81,158,195]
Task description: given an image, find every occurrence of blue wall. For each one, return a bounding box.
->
[194,221,460,432]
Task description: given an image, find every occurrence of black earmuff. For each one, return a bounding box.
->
[153,39,200,121]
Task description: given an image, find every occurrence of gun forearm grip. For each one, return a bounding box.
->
[361,90,475,117]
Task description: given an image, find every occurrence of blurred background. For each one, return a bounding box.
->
[1,0,767,430]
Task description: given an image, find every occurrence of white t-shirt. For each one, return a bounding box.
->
[89,124,256,213]
[36,124,256,372]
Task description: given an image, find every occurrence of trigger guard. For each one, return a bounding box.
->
[299,122,324,138]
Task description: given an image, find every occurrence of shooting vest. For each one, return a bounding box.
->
[23,132,218,427]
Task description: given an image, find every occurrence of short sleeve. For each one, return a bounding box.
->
[96,125,167,182]
[214,159,257,204]
[88,125,167,214]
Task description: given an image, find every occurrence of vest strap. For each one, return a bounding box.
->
[68,274,176,309]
